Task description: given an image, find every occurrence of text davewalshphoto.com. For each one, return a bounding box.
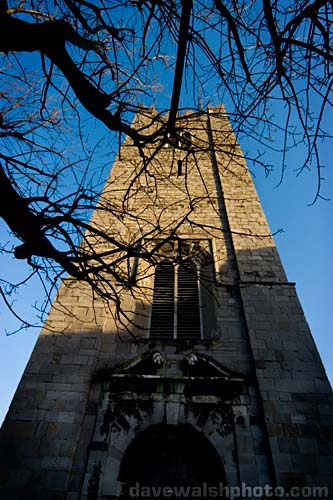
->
[127,482,329,499]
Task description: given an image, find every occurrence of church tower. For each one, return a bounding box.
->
[0,106,332,500]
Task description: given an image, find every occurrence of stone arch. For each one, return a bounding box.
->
[97,393,237,497]
[118,423,226,493]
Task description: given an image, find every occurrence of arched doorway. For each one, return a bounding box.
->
[119,424,226,498]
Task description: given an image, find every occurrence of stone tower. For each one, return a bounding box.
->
[0,107,332,500]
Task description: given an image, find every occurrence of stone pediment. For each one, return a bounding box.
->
[94,350,245,384]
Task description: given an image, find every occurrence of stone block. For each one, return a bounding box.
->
[57,423,79,440]
[316,456,333,474]
[46,470,69,492]
[266,422,284,437]
[278,437,299,453]
[41,456,72,471]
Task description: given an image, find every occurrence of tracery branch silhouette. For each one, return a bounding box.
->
[0,0,331,331]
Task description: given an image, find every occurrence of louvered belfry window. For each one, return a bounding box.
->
[150,259,201,340]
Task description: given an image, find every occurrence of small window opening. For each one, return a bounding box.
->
[162,130,192,150]
[180,131,192,149]
[177,160,183,176]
